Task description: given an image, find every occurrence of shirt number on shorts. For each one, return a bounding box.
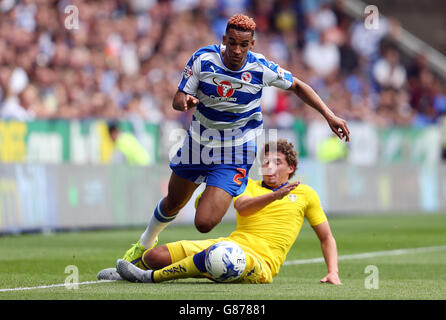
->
[233,168,247,186]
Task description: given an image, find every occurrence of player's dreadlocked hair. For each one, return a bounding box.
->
[226,14,256,36]
[262,139,299,179]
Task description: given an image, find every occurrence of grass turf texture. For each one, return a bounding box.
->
[0,214,445,300]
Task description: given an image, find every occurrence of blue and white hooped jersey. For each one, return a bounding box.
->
[177,44,294,164]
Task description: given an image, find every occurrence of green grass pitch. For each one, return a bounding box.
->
[0,214,445,300]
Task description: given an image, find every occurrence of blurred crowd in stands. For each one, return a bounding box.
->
[1,0,445,129]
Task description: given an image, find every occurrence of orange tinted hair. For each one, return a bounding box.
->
[226,14,256,35]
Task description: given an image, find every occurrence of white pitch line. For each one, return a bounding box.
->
[1,244,446,292]
[283,244,446,266]
[0,280,116,293]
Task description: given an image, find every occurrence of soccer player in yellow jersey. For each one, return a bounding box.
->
[113,140,342,285]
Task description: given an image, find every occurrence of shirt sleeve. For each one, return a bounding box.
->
[262,59,294,90]
[178,52,201,96]
[304,187,328,226]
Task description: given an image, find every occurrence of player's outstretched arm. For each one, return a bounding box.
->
[172,89,200,112]
[234,182,299,217]
[287,77,350,142]
[312,221,342,285]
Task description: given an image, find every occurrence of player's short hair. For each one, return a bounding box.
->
[262,139,299,179]
[226,14,256,36]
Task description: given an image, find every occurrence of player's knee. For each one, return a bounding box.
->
[195,221,214,233]
[194,218,218,233]
[143,246,171,270]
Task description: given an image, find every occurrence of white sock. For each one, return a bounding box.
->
[139,199,178,249]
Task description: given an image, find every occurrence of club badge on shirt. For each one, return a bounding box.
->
[241,71,252,83]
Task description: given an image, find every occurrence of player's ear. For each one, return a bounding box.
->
[250,38,255,49]
[222,34,227,46]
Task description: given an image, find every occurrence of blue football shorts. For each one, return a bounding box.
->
[169,136,256,197]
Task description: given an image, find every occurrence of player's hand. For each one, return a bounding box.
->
[181,94,200,111]
[320,272,342,285]
[173,91,200,112]
[326,114,350,142]
[273,182,300,200]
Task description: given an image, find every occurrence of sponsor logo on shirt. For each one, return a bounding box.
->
[211,78,243,102]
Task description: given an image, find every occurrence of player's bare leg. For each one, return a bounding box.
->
[139,172,200,249]
[161,172,201,216]
[194,185,233,233]
[117,244,210,283]
[142,245,172,270]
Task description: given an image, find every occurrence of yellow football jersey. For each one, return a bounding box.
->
[230,178,327,278]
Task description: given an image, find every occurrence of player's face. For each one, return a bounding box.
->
[110,130,119,142]
[222,28,254,70]
[261,152,295,188]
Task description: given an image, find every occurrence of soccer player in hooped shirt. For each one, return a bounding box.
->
[112,139,341,285]
[120,14,350,269]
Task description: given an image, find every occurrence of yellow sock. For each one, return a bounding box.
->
[153,254,202,283]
